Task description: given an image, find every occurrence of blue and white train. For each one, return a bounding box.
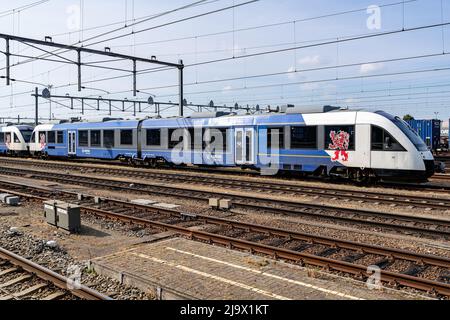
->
[24,106,435,182]
[0,124,33,156]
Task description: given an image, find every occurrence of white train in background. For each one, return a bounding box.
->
[0,124,34,156]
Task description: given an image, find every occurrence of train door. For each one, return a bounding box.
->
[235,128,255,165]
[137,120,145,159]
[355,124,370,169]
[68,131,76,156]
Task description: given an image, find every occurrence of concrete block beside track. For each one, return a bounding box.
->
[0,193,20,206]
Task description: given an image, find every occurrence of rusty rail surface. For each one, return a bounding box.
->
[0,247,112,300]
[0,181,449,297]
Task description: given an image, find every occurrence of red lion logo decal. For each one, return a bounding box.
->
[329,130,350,162]
[39,133,46,150]
[5,133,11,149]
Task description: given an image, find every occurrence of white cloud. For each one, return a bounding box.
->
[344,98,357,104]
[287,66,296,79]
[359,63,384,74]
[300,83,320,91]
[297,55,321,67]
[232,44,245,55]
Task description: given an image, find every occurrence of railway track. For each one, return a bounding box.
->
[435,156,450,166]
[2,156,449,195]
[1,182,449,297]
[0,247,111,300]
[1,158,449,211]
[0,166,449,240]
[432,174,450,182]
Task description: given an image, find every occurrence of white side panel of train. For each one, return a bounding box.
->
[303,111,431,171]
[304,112,369,169]
[29,124,55,153]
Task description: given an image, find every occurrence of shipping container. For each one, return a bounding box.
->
[443,120,449,150]
[406,119,441,151]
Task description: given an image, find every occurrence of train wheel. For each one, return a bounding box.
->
[354,168,370,184]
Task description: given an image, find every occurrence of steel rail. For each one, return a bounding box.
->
[0,247,112,300]
[1,157,449,209]
[0,166,449,237]
[4,185,450,297]
[432,174,450,181]
[1,156,449,194]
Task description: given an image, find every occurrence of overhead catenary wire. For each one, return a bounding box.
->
[152,66,450,98]
[211,80,450,104]
[3,50,450,104]
[82,0,261,48]
[0,1,424,77]
[178,21,450,69]
[0,0,227,70]
[110,0,418,48]
[6,21,447,96]
[213,89,450,106]
[0,0,50,19]
[72,51,450,97]
[49,0,223,38]
[1,0,449,119]
[79,0,211,46]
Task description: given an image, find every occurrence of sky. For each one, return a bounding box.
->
[0,0,449,121]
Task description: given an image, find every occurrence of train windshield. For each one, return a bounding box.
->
[20,130,33,143]
[376,111,428,152]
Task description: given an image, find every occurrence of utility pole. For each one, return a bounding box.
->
[48,85,53,120]
[179,59,184,117]
[5,38,10,86]
[34,87,39,125]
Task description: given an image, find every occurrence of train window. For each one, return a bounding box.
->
[324,126,355,151]
[267,127,285,150]
[205,128,228,152]
[5,133,11,144]
[371,126,406,152]
[103,130,115,148]
[21,130,33,143]
[120,130,133,145]
[57,131,64,144]
[371,126,384,150]
[0,132,4,143]
[246,130,252,161]
[291,126,317,149]
[187,128,203,150]
[146,129,161,146]
[90,130,101,147]
[168,128,183,149]
[79,130,89,147]
[13,133,21,143]
[219,128,228,152]
[30,132,35,143]
[47,131,56,144]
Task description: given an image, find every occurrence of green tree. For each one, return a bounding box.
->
[403,114,415,121]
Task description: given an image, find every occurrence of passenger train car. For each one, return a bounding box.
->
[0,124,33,156]
[27,106,435,182]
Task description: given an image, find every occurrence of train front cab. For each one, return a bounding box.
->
[363,111,434,182]
[0,126,33,156]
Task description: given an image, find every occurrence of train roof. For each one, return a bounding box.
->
[38,106,367,129]
[0,124,34,130]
